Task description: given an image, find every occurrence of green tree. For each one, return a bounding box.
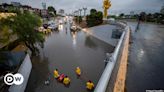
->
[75,16,82,23]
[146,13,154,22]
[96,11,103,24]
[12,12,44,55]
[86,9,103,27]
[153,13,161,23]
[0,16,13,44]
[160,5,164,14]
[107,15,117,19]
[0,12,44,55]
[90,9,97,14]
[47,6,56,16]
[140,12,147,21]
[7,5,21,14]
[0,26,10,43]
[119,13,124,18]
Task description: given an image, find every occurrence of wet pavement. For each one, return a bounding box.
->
[25,19,115,92]
[126,22,164,92]
[85,25,120,46]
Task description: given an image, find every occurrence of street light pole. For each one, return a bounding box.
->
[75,10,77,18]
[83,7,87,18]
[79,9,82,23]
[79,9,82,17]
[76,10,79,24]
[78,10,80,24]
[74,11,76,16]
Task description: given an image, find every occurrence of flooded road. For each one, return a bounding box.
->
[126,22,164,92]
[25,21,114,92]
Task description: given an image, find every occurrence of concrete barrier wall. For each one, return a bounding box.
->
[9,54,32,92]
[113,25,130,92]
[94,22,130,92]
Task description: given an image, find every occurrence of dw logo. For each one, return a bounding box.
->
[4,73,24,85]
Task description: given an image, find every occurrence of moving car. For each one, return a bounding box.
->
[70,25,78,32]
[59,20,63,25]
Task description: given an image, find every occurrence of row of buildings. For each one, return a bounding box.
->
[0,2,66,18]
[0,2,48,18]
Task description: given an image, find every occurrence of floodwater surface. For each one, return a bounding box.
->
[25,20,115,92]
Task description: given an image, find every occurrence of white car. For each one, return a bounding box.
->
[48,25,57,30]
[59,20,63,25]
[48,22,58,30]
[70,25,78,31]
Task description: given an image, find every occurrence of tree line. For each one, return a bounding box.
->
[86,9,103,27]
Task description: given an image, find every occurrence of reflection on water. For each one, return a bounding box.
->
[26,19,114,92]
[137,48,145,62]
[85,36,97,49]
[58,24,64,31]
[82,28,92,35]
[70,31,77,46]
[26,56,50,92]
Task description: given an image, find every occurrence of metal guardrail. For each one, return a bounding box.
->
[94,22,129,92]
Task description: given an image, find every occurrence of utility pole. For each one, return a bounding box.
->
[79,9,82,17]
[75,10,78,16]
[76,10,79,23]
[79,9,82,23]
[73,11,76,16]
[83,7,87,18]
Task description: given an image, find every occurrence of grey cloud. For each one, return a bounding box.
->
[0,0,163,14]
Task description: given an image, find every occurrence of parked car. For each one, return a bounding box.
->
[59,20,63,25]
[38,27,51,34]
[43,24,49,29]
[48,22,58,31]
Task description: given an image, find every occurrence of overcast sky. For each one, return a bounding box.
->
[0,0,164,14]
